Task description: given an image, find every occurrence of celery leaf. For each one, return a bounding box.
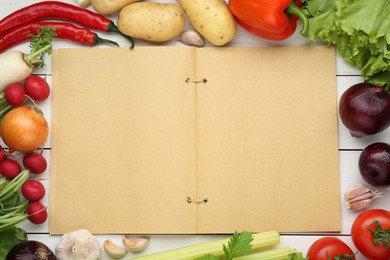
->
[223,231,253,260]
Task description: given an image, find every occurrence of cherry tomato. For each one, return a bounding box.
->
[351,209,390,260]
[306,237,355,260]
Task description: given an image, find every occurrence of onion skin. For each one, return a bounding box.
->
[6,240,56,260]
[359,142,390,187]
[339,83,390,138]
[0,106,48,152]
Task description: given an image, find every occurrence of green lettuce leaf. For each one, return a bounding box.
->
[0,227,28,258]
[301,0,390,90]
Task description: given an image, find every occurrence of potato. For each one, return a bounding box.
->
[118,2,185,42]
[91,0,141,15]
[177,0,236,46]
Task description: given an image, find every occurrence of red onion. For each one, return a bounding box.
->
[359,142,390,187]
[6,240,56,259]
[339,83,390,138]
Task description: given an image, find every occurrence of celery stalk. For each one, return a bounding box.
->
[236,247,296,260]
[133,231,280,260]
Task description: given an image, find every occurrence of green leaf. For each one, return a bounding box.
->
[301,0,390,88]
[223,231,253,260]
[0,227,28,258]
[288,252,308,260]
[27,26,57,68]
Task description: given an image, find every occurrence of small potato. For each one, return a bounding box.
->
[118,2,185,42]
[91,0,141,15]
[177,0,236,46]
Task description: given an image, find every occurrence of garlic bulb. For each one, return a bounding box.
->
[55,229,102,260]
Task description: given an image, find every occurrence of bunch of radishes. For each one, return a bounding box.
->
[4,75,50,106]
[0,145,48,225]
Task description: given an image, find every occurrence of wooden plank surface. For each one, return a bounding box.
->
[1,1,389,259]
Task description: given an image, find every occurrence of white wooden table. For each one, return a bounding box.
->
[1,0,389,259]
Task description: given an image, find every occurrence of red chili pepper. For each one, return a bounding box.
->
[0,22,119,53]
[0,1,134,48]
[228,0,309,41]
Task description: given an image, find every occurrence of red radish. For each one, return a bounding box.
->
[0,158,21,179]
[24,75,50,101]
[21,179,46,202]
[0,146,7,163]
[23,152,47,174]
[27,201,47,224]
[4,83,26,106]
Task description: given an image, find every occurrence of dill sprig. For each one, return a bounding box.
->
[26,26,57,68]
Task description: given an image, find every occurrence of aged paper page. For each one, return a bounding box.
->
[196,46,341,233]
[50,47,198,234]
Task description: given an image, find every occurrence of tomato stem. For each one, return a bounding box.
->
[367,220,390,248]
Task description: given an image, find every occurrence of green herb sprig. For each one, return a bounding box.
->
[195,231,253,260]
[26,26,57,68]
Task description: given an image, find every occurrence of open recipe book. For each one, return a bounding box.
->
[50,46,340,234]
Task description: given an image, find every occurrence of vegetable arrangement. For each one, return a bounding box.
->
[0,0,389,258]
[0,22,53,256]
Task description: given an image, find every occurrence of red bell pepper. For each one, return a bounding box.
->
[228,0,309,41]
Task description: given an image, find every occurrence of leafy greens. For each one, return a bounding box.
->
[301,0,390,90]
[195,231,253,260]
[0,227,28,258]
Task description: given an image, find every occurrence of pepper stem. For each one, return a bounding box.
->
[107,22,135,49]
[94,36,119,47]
[286,3,309,37]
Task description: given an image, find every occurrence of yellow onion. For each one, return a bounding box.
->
[0,106,48,152]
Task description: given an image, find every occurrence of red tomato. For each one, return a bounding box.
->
[306,237,355,260]
[351,209,390,260]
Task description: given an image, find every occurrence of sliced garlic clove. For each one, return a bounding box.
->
[344,184,382,211]
[177,30,204,47]
[123,236,150,253]
[104,240,127,259]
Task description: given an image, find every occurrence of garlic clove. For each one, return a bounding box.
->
[177,30,204,47]
[104,240,127,259]
[122,236,150,253]
[76,0,91,8]
[344,184,382,211]
[348,198,377,211]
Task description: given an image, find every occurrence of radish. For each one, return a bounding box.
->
[0,26,56,91]
[21,179,46,202]
[0,146,7,163]
[23,152,47,174]
[24,75,51,102]
[5,83,26,106]
[27,201,48,224]
[0,158,22,179]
